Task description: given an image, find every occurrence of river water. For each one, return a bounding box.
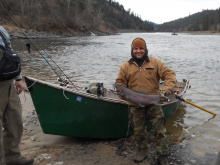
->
[12,32,220,164]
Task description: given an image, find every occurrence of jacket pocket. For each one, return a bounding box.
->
[145,68,154,70]
[144,68,155,78]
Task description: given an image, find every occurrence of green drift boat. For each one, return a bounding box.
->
[24,76,190,139]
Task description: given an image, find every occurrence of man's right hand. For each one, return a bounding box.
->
[15,80,23,95]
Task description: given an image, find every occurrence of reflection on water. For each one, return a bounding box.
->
[166,104,187,141]
[11,33,220,164]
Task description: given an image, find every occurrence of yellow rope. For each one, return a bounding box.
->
[177,82,182,91]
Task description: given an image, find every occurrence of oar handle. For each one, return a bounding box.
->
[184,99,216,116]
[175,95,216,116]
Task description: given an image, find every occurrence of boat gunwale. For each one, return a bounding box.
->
[25,76,189,107]
[25,76,128,105]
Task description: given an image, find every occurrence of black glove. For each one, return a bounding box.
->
[160,90,170,103]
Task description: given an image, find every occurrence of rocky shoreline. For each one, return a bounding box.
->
[9,29,116,40]
[9,30,219,40]
[3,24,219,40]
[1,24,117,40]
[19,90,220,165]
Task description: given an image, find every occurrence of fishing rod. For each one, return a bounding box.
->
[0,2,79,90]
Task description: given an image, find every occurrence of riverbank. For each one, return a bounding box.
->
[19,90,137,165]
[2,24,116,40]
[178,30,220,35]
[3,24,220,40]
[20,90,179,165]
[19,87,220,165]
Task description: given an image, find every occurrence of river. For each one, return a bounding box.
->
[11,32,220,164]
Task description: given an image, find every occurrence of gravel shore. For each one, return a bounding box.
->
[19,90,139,165]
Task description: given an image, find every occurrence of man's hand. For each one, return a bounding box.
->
[15,80,23,94]
[160,90,170,103]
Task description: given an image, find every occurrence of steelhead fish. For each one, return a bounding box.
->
[114,84,160,106]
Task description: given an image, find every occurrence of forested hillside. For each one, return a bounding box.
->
[157,8,220,32]
[0,0,153,34]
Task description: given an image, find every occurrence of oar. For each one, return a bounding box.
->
[175,95,216,116]
[68,82,83,89]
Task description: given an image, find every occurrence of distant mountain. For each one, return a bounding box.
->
[156,8,220,32]
[145,21,160,26]
[0,0,154,34]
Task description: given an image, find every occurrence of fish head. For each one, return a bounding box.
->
[116,88,124,95]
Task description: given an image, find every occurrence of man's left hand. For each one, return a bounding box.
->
[160,90,170,103]
[15,80,23,94]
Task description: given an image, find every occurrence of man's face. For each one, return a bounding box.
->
[133,47,145,59]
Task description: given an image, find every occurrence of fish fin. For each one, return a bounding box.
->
[137,91,147,94]
[138,103,145,107]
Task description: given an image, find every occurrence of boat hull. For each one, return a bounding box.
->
[25,77,181,139]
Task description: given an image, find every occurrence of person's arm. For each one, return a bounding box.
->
[116,62,128,87]
[158,60,176,93]
[15,79,23,94]
[0,49,3,60]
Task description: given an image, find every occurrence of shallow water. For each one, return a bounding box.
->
[12,32,220,164]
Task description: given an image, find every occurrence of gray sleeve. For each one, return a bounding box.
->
[14,74,22,81]
[0,26,12,49]
[0,35,5,49]
[0,49,3,60]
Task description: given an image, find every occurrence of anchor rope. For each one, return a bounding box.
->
[62,87,70,99]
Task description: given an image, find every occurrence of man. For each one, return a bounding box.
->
[0,26,34,165]
[116,38,176,164]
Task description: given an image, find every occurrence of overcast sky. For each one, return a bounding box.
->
[115,0,220,24]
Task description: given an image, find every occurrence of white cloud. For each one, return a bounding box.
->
[115,0,219,24]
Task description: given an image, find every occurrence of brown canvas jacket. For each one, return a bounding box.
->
[116,56,176,106]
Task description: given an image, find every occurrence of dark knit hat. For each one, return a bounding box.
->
[132,38,146,50]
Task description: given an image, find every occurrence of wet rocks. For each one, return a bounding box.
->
[23,109,41,135]
[214,150,220,165]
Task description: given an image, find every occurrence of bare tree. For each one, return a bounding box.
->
[94,8,102,29]
[48,0,59,28]
[82,0,94,25]
[73,0,79,21]
[19,0,26,27]
[25,0,40,29]
[67,0,70,16]
[36,2,41,30]
[85,0,92,12]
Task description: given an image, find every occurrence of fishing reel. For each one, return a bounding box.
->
[85,83,105,98]
[57,77,70,86]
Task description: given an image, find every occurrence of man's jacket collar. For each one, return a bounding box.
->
[128,55,150,64]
